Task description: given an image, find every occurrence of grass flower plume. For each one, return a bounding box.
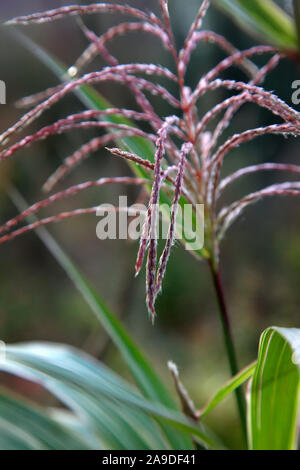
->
[1,0,300,324]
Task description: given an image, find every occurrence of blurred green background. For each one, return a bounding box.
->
[0,0,299,448]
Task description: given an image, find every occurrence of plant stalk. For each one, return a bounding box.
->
[208,259,247,445]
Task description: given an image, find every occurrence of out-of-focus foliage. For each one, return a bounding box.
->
[214,0,298,49]
[0,342,220,450]
[2,325,300,450]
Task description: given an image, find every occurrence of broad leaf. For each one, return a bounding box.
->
[0,388,91,450]
[249,327,300,450]
[0,342,223,449]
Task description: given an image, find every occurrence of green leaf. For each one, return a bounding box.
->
[249,327,300,450]
[1,342,223,449]
[0,388,91,449]
[46,408,109,449]
[293,0,300,50]
[214,0,297,49]
[199,361,256,419]
[1,344,166,450]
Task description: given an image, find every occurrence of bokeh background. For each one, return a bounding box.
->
[0,0,299,449]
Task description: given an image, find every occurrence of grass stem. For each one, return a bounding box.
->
[208,259,247,446]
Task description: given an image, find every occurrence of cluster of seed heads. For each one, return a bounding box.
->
[1,0,300,320]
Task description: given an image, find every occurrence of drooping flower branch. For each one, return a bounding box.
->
[1,0,300,325]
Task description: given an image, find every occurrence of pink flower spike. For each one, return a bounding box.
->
[5,4,164,29]
[0,205,141,245]
[16,84,66,109]
[135,218,150,278]
[0,207,100,244]
[0,67,177,146]
[43,130,152,192]
[159,0,170,26]
[184,0,210,48]
[3,0,300,325]
[106,147,156,173]
[0,111,154,163]
[179,31,257,80]
[207,55,282,154]
[192,79,300,124]
[106,148,194,206]
[16,78,180,110]
[75,19,168,133]
[155,142,191,299]
[208,123,299,211]
[218,163,300,197]
[203,45,277,84]
[217,182,300,239]
[77,18,118,67]
[0,177,149,236]
[158,0,177,60]
[145,116,180,319]
[72,21,173,76]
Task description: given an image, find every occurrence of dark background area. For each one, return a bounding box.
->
[0,0,299,448]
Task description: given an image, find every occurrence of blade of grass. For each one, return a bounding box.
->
[2,342,224,449]
[0,388,91,449]
[199,361,256,419]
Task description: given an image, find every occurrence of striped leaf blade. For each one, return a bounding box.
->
[249,327,300,450]
[0,388,91,450]
[1,342,223,449]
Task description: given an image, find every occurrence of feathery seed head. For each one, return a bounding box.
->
[1,0,300,320]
